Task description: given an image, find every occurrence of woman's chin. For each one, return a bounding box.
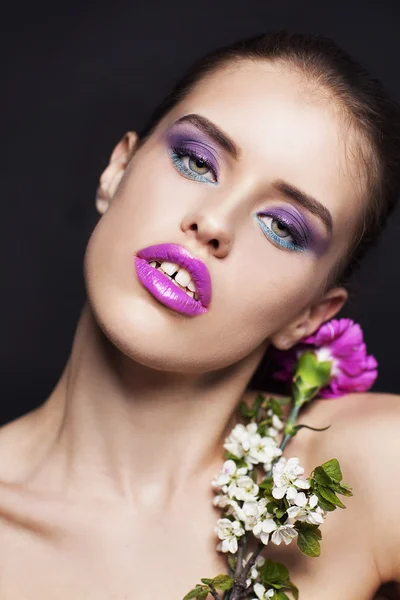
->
[84,292,212,374]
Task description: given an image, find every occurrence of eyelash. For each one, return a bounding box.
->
[255,214,306,253]
[169,147,218,183]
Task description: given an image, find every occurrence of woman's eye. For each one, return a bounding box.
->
[270,218,291,239]
[256,214,306,253]
[261,216,294,243]
[187,156,210,176]
[169,149,217,183]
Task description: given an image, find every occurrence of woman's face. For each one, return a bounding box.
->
[84,60,364,373]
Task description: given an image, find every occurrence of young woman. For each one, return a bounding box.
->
[0,30,399,600]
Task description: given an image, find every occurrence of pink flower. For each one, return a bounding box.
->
[273,318,378,399]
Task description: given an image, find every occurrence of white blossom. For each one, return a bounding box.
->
[248,436,282,470]
[212,459,248,492]
[253,516,298,546]
[223,422,282,469]
[215,518,245,553]
[252,517,278,545]
[272,413,284,431]
[287,493,326,525]
[267,414,285,438]
[272,457,310,501]
[252,582,275,599]
[240,498,268,530]
[224,423,258,459]
[213,495,244,519]
[270,522,298,546]
[228,475,259,501]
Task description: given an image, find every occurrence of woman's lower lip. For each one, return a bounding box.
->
[134,257,208,317]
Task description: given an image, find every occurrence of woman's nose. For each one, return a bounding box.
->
[180,210,233,259]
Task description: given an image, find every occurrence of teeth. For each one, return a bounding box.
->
[149,259,199,301]
[160,261,179,276]
[175,268,191,288]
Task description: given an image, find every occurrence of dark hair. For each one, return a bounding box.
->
[137,29,400,286]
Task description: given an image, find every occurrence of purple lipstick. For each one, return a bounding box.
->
[134,244,212,316]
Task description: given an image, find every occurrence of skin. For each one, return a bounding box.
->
[0,60,399,599]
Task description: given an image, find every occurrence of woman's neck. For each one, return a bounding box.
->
[26,301,267,505]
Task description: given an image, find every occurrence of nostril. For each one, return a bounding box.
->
[210,239,219,249]
[190,224,198,231]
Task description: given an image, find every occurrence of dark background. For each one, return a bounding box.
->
[2,1,400,411]
[1,1,400,597]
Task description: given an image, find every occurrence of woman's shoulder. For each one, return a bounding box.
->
[295,392,400,581]
[293,390,400,468]
[310,390,400,445]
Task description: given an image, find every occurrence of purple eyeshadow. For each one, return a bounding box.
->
[165,124,220,178]
[165,122,330,256]
[258,206,329,256]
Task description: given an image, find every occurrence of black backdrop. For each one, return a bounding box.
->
[1,0,400,427]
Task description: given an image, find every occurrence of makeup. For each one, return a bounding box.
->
[255,206,329,255]
[166,123,221,183]
[134,244,212,317]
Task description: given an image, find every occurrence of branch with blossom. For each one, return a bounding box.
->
[182,319,377,600]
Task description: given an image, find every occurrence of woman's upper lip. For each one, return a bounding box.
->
[136,243,212,307]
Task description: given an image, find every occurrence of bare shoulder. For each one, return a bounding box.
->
[306,392,400,581]
[308,391,400,452]
[303,391,400,483]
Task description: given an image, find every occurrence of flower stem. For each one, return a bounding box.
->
[234,537,246,578]
[229,542,264,600]
[280,401,301,452]
[209,584,220,600]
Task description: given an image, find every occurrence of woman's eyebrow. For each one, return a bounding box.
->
[174,114,333,235]
[272,180,333,235]
[174,113,239,159]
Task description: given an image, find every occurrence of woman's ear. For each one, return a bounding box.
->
[95,131,138,215]
[271,286,348,350]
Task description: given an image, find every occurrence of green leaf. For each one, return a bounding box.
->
[296,522,322,539]
[183,585,209,600]
[239,401,255,419]
[260,478,274,497]
[200,579,213,585]
[211,575,233,590]
[318,486,346,509]
[275,508,286,519]
[312,466,333,486]
[287,582,299,600]
[321,458,342,482]
[275,396,292,406]
[253,393,265,411]
[334,483,353,497]
[260,559,290,585]
[227,554,236,571]
[297,531,321,557]
[270,397,284,417]
[275,592,290,600]
[296,525,321,557]
[314,490,336,512]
